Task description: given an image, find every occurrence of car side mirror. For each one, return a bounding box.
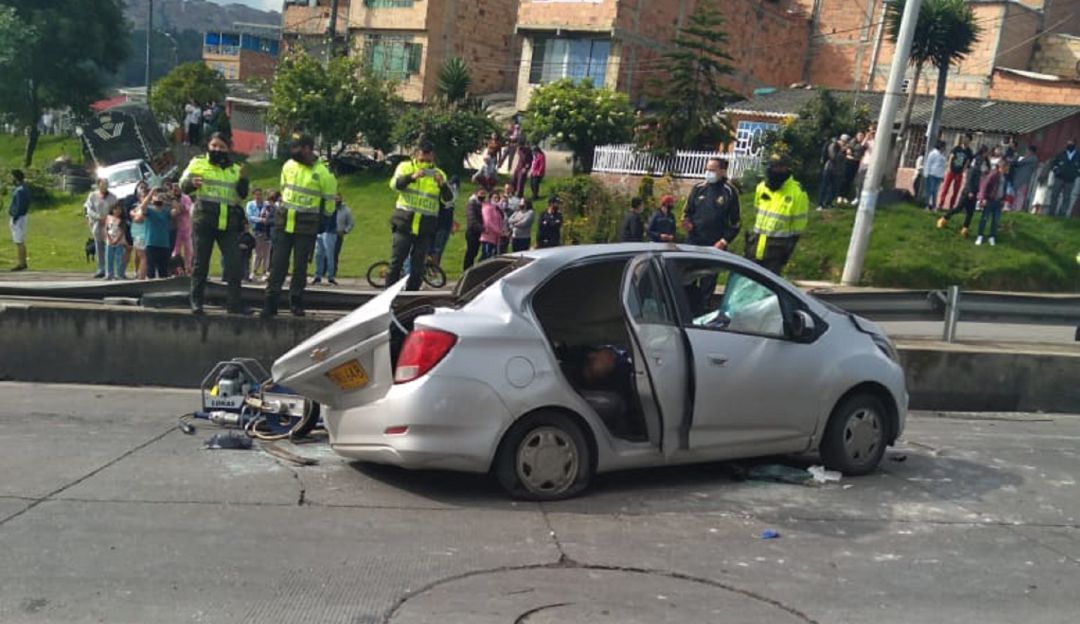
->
[790,310,815,341]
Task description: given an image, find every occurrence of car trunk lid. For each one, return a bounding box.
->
[271,279,408,409]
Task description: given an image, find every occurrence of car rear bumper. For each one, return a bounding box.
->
[324,375,512,473]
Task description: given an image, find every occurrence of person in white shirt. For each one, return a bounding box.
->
[184,101,202,146]
[923,140,947,211]
[84,179,118,278]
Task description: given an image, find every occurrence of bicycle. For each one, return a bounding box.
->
[366,256,447,289]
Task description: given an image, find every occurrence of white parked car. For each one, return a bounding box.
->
[96,159,161,201]
[273,244,908,500]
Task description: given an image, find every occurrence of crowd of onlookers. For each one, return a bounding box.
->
[922,135,1078,245]
[816,125,878,210]
[82,179,354,282]
[183,100,230,147]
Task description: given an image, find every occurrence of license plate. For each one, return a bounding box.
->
[325,359,369,390]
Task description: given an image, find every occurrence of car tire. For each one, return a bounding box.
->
[494,411,593,501]
[820,393,888,476]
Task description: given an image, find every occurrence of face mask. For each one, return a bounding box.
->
[765,168,788,191]
[209,150,230,167]
[704,171,719,184]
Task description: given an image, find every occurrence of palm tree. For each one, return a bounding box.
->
[885,0,980,175]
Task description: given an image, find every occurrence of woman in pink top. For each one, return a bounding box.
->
[480,194,505,261]
[528,145,546,200]
[170,185,193,274]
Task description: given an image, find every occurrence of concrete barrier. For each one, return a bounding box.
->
[0,301,331,387]
[2,300,1078,413]
[899,342,1080,413]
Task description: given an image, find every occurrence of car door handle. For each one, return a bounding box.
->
[707,354,728,366]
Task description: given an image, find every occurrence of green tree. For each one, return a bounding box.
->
[393,58,496,175]
[149,62,228,132]
[886,0,981,173]
[523,78,634,173]
[0,0,129,167]
[637,0,737,154]
[437,57,472,105]
[268,51,401,159]
[763,91,872,189]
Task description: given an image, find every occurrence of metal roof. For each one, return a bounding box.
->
[724,89,1080,135]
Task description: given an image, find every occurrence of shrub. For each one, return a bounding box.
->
[547,175,630,243]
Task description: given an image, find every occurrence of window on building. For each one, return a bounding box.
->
[734,120,779,156]
[364,0,414,7]
[529,37,610,86]
[364,35,423,79]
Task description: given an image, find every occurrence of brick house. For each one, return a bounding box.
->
[282,0,518,103]
[202,27,280,82]
[796,0,1080,104]
[513,0,811,111]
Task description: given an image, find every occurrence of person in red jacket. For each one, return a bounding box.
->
[975,159,1010,247]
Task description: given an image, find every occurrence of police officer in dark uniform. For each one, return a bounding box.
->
[682,157,741,310]
[682,157,742,250]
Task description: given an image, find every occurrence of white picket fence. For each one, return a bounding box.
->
[593,144,761,180]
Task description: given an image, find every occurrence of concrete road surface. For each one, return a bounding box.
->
[0,383,1076,623]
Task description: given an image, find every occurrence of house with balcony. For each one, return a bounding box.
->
[202,25,281,82]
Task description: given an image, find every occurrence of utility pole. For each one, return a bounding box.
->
[326,0,340,61]
[841,0,923,286]
[145,0,153,101]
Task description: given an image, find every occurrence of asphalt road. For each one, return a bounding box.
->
[1,383,1077,623]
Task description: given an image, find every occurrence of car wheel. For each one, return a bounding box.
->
[820,393,887,476]
[494,411,593,501]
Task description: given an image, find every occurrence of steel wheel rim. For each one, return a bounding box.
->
[843,407,882,465]
[516,426,579,495]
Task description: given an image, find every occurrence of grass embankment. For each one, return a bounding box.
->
[1,134,1077,291]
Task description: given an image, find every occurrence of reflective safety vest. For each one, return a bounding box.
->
[390,160,446,234]
[752,177,809,260]
[279,158,337,235]
[180,155,243,231]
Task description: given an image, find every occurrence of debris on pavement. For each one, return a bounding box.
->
[204,432,254,450]
[890,454,908,462]
[738,464,813,485]
[808,465,842,484]
[260,441,319,466]
[760,529,782,539]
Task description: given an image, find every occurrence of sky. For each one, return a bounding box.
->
[210,0,282,12]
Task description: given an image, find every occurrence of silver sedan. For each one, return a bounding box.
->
[272,244,908,500]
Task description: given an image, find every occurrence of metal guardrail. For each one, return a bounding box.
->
[1,280,1076,342]
[810,286,1080,342]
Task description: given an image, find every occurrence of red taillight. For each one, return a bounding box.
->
[394,330,457,384]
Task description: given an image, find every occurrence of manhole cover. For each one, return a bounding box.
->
[388,566,811,623]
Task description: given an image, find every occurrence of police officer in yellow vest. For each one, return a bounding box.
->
[746,154,809,275]
[261,133,337,318]
[386,139,455,291]
[179,132,250,315]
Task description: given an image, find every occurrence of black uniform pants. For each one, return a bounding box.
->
[266,229,316,307]
[463,230,481,271]
[745,233,799,275]
[191,223,242,310]
[388,228,435,291]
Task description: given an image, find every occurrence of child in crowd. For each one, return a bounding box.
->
[104,203,126,280]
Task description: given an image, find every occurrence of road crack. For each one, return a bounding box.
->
[0,424,177,527]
